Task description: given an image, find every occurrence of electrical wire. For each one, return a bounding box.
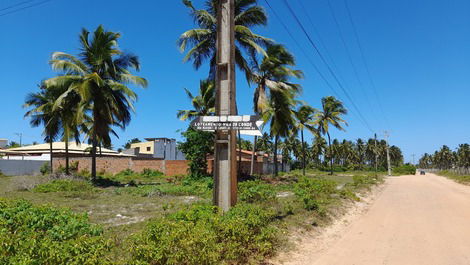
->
[0,0,53,17]
[343,0,390,129]
[325,0,378,124]
[263,0,373,133]
[281,0,375,133]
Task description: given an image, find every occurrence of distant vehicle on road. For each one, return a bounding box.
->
[420,170,426,175]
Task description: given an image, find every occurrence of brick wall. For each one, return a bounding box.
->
[53,157,188,176]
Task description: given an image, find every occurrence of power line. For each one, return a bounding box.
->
[325,0,379,125]
[343,0,390,129]
[0,0,36,12]
[262,0,367,129]
[0,0,53,17]
[281,0,375,133]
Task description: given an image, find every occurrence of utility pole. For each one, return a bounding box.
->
[374,133,378,175]
[214,0,237,212]
[384,131,392,176]
[411,154,415,165]
[15,132,22,146]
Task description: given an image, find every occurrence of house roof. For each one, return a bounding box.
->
[6,142,133,157]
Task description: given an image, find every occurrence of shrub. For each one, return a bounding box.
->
[40,162,51,175]
[130,203,278,265]
[294,177,337,210]
[141,168,164,178]
[393,164,416,175]
[0,199,110,264]
[352,175,378,188]
[238,180,276,203]
[178,127,214,179]
[33,179,94,193]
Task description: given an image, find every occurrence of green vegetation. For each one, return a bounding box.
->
[392,164,416,175]
[419,144,470,171]
[131,204,278,265]
[0,170,383,264]
[437,170,470,184]
[33,179,95,193]
[0,199,110,265]
[178,128,214,179]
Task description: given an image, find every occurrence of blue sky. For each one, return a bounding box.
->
[1,0,469,163]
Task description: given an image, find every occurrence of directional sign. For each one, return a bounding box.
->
[191,115,263,136]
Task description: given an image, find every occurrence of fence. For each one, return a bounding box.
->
[420,168,470,175]
[0,160,46,176]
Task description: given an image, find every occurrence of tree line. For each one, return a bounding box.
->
[176,0,404,177]
[419,144,470,170]
[23,0,402,180]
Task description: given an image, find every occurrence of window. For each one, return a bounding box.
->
[146,147,151,152]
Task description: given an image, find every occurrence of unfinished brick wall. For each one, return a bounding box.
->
[53,157,188,176]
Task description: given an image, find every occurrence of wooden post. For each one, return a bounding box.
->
[214,0,237,212]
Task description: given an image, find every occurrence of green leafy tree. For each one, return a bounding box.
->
[178,128,214,179]
[313,96,348,175]
[45,25,148,180]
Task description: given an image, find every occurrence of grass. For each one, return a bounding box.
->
[438,170,470,184]
[0,169,384,264]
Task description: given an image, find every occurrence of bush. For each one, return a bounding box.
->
[33,179,95,193]
[40,162,51,175]
[352,175,378,188]
[116,178,212,197]
[294,177,337,211]
[393,164,416,175]
[238,180,276,203]
[131,203,278,265]
[141,168,164,178]
[0,199,110,264]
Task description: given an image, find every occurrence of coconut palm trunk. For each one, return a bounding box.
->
[327,132,333,175]
[49,139,54,174]
[91,135,97,180]
[301,129,306,176]
[65,138,69,175]
[273,135,279,177]
[250,136,257,175]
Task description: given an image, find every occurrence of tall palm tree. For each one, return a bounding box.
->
[311,136,327,166]
[250,44,302,176]
[294,104,318,175]
[177,79,215,121]
[313,96,348,175]
[262,89,297,177]
[250,44,303,114]
[178,0,272,79]
[44,25,148,180]
[24,85,61,174]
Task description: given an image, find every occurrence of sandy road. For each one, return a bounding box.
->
[282,173,470,265]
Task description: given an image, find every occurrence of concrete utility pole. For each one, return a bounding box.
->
[214,0,237,212]
[384,131,392,176]
[411,154,416,165]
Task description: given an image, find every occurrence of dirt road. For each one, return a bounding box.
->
[281,173,470,265]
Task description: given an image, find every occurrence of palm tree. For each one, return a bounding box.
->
[313,96,348,175]
[44,25,148,180]
[263,89,297,176]
[250,44,303,114]
[294,104,318,175]
[24,85,61,174]
[250,44,302,176]
[177,79,215,121]
[311,136,327,166]
[178,0,271,79]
